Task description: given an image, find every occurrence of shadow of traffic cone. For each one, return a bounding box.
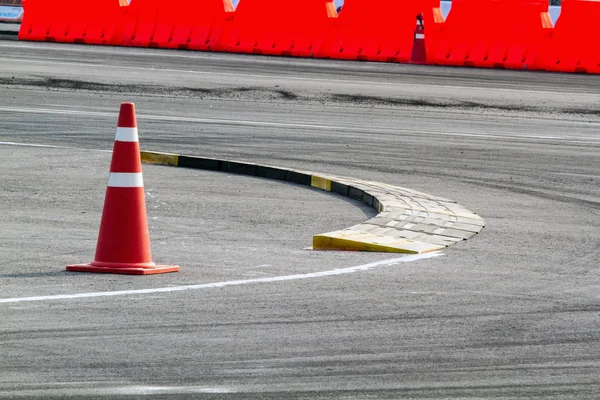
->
[410,13,427,65]
[67,103,180,275]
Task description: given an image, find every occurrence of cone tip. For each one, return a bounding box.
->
[118,102,137,128]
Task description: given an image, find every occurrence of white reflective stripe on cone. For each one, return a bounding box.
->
[108,173,144,188]
[415,34,425,39]
[115,127,139,142]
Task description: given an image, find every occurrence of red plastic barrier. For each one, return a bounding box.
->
[18,0,55,41]
[147,1,183,48]
[80,0,128,45]
[129,0,233,51]
[533,0,600,73]
[19,0,127,45]
[121,0,160,47]
[45,1,83,43]
[482,0,552,69]
[432,0,552,70]
[56,0,126,45]
[227,0,337,57]
[317,0,444,63]
[148,1,181,48]
[185,0,234,51]
[429,0,487,66]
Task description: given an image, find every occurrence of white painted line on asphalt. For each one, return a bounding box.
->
[40,103,115,110]
[0,105,360,132]
[0,40,281,63]
[114,386,233,395]
[0,386,235,397]
[2,57,390,86]
[0,106,114,118]
[2,55,403,86]
[1,105,600,145]
[0,141,66,149]
[3,55,599,98]
[0,252,443,304]
[0,141,110,152]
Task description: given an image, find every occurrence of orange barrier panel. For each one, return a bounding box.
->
[43,0,81,43]
[18,0,55,41]
[148,0,180,48]
[167,2,197,49]
[431,0,488,66]
[141,0,233,50]
[121,0,160,47]
[432,0,552,70]
[186,0,234,51]
[227,0,337,57]
[533,0,600,73]
[18,0,127,45]
[479,0,552,69]
[55,0,126,45]
[317,0,444,63]
[81,0,128,45]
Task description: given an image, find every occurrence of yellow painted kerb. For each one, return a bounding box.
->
[313,235,420,254]
[140,151,179,166]
[311,176,332,191]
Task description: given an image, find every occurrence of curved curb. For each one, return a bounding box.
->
[141,151,484,254]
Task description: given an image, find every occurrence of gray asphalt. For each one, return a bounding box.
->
[0,41,599,399]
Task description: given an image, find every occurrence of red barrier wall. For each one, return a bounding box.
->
[81,0,127,45]
[227,0,337,57]
[186,0,234,51]
[62,0,126,45]
[19,0,126,45]
[318,0,444,63]
[18,0,53,41]
[533,0,600,73]
[43,0,80,43]
[148,0,181,48]
[149,0,234,51]
[432,0,552,70]
[18,0,600,76]
[120,0,160,47]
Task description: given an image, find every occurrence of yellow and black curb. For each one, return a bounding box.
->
[141,151,485,254]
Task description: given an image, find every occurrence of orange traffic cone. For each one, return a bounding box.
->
[410,13,427,65]
[67,103,180,275]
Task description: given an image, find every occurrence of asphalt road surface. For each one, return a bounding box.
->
[1,41,600,399]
